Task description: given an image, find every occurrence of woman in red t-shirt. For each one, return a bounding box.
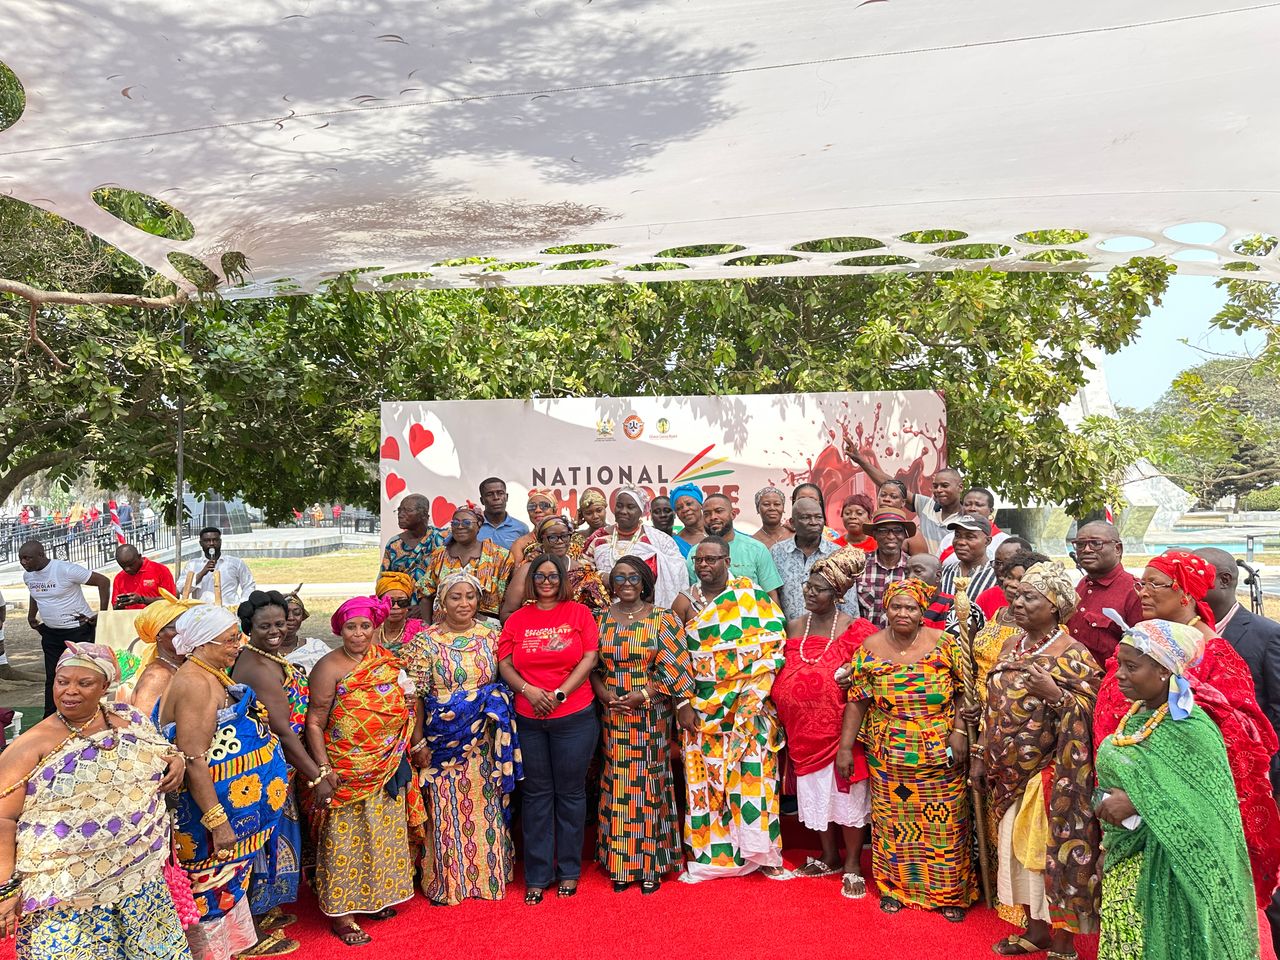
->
[498,552,599,905]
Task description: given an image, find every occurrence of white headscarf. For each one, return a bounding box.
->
[174,603,240,657]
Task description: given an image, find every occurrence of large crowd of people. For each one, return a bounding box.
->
[2,465,1278,960]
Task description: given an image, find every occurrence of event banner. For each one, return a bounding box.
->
[380,391,947,538]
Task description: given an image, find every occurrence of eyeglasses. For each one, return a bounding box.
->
[532,572,562,583]
[693,555,729,565]
[802,582,833,594]
[1134,578,1176,594]
[388,598,412,608]
[876,526,907,537]
[1069,538,1118,550]
[542,532,571,543]
[451,518,476,528]
[611,573,642,585]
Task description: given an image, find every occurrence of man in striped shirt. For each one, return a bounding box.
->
[939,515,997,633]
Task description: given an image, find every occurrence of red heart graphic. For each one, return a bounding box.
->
[380,436,400,461]
[408,424,434,457]
[385,472,407,499]
[431,495,457,528]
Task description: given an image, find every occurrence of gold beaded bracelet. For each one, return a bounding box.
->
[200,804,229,829]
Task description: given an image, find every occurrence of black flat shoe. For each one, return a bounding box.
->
[612,881,631,892]
[640,879,661,895]
[557,881,579,898]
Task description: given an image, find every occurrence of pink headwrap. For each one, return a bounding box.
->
[331,595,390,635]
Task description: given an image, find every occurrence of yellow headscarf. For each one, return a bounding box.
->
[375,571,416,598]
[133,589,202,669]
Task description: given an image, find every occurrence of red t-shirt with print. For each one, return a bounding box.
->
[498,600,599,719]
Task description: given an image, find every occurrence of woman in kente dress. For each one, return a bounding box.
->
[1096,618,1259,960]
[974,561,1102,960]
[158,604,290,960]
[837,578,975,921]
[775,550,876,898]
[305,596,427,947]
[591,556,696,894]
[0,641,189,958]
[402,571,521,905]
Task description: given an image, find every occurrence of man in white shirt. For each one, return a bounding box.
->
[179,526,257,604]
[19,539,111,717]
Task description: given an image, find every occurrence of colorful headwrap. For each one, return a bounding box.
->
[375,571,417,598]
[285,583,307,618]
[527,488,556,510]
[330,595,390,636]
[134,588,201,646]
[174,603,240,657]
[536,514,574,537]
[57,640,121,685]
[811,548,868,596]
[615,485,650,515]
[438,570,484,602]
[753,485,786,510]
[1147,550,1218,629]
[1114,616,1206,720]
[579,489,607,511]
[455,503,483,522]
[669,482,705,508]
[882,577,935,611]
[1020,560,1076,621]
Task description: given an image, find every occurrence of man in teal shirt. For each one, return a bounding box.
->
[688,493,783,604]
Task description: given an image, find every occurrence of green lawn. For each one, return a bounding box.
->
[244,548,380,586]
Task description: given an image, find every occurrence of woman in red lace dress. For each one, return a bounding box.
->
[1091,548,1280,908]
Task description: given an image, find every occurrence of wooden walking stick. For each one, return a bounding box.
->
[953,577,995,908]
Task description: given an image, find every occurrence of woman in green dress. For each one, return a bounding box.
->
[590,556,697,894]
[1095,617,1259,960]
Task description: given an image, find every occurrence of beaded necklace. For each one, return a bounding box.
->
[189,654,234,706]
[1110,701,1169,747]
[57,705,112,744]
[1014,627,1064,660]
[609,525,644,555]
[245,644,293,670]
[798,611,840,665]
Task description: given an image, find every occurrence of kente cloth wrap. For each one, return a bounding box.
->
[1094,634,1280,906]
[14,703,173,915]
[595,607,696,884]
[847,635,976,909]
[682,578,787,877]
[322,645,428,842]
[420,682,522,809]
[1020,561,1077,621]
[983,637,1103,931]
[773,619,876,778]
[882,577,934,611]
[1096,706,1259,960]
[160,685,288,922]
[1147,550,1218,629]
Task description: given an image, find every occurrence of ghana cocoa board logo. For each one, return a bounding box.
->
[622,413,644,440]
[656,418,671,434]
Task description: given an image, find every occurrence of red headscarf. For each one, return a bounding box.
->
[1147,549,1217,631]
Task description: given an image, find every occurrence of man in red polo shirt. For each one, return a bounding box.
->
[1065,520,1143,667]
[111,543,177,610]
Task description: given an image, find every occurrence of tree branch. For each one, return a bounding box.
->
[0,440,92,505]
[1,277,188,369]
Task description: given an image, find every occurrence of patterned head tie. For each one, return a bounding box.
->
[579,489,607,511]
[811,548,867,596]
[331,595,390,635]
[438,570,483,598]
[615,485,650,515]
[1147,549,1218,628]
[57,640,120,685]
[527,488,557,510]
[1020,560,1076,621]
[882,577,936,611]
[375,571,417,598]
[753,485,786,510]
[1112,615,1206,720]
[536,514,574,537]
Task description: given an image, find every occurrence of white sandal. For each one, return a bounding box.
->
[841,872,867,899]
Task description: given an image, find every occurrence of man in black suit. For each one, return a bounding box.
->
[1199,547,1280,954]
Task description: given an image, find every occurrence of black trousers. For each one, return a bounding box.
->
[36,621,97,717]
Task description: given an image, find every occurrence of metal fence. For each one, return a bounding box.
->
[0,519,175,568]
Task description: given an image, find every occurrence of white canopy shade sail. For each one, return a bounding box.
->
[2,0,1278,295]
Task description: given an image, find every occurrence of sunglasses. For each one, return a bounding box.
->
[611,573,642,585]
[532,572,562,583]
[451,518,477,528]
[388,597,412,608]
